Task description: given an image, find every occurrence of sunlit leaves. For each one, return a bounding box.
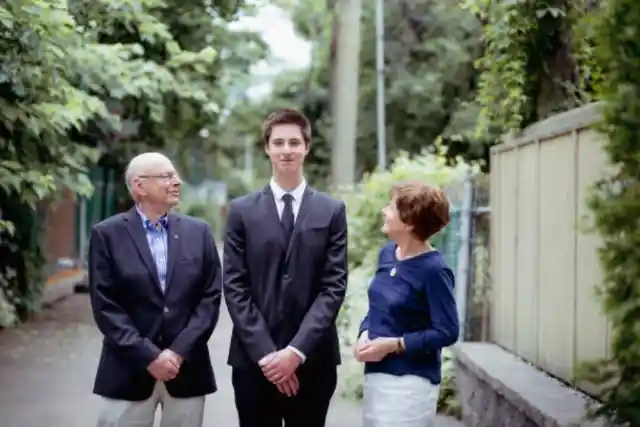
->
[0,0,107,226]
[0,0,239,236]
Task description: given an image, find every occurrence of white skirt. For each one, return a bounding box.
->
[362,372,440,427]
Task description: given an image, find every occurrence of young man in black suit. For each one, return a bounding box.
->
[223,109,348,427]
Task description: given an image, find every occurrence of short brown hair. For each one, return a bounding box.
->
[390,181,450,241]
[262,108,311,146]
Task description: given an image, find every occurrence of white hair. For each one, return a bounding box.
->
[124,152,173,197]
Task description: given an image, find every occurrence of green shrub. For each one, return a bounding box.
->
[582,0,640,424]
[0,287,18,328]
[335,150,472,269]
[334,149,474,417]
[0,198,45,326]
[437,348,462,418]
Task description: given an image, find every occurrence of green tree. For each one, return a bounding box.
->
[463,0,600,140]
[71,0,268,184]
[0,0,265,325]
[223,0,488,189]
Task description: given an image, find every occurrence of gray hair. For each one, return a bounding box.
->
[124,152,173,198]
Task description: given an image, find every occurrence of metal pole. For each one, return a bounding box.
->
[244,138,253,181]
[331,0,362,186]
[455,168,474,341]
[375,0,386,170]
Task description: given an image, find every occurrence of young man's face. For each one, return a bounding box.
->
[265,123,309,176]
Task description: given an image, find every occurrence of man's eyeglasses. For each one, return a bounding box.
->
[138,172,180,182]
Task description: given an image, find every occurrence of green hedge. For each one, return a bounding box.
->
[581,0,640,424]
[334,149,472,418]
[0,195,45,328]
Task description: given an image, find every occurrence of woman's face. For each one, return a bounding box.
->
[381,197,411,239]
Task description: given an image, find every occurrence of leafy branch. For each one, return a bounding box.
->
[583,0,640,424]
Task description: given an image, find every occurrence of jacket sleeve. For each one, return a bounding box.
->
[169,223,222,359]
[402,267,459,354]
[223,201,278,363]
[289,202,348,356]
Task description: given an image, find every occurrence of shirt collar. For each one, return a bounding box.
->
[136,205,169,231]
[270,178,306,202]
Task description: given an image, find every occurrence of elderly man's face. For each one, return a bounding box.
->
[133,159,181,207]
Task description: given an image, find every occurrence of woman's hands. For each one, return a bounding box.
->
[353,330,370,361]
[353,331,399,363]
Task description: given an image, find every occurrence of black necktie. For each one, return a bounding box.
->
[281,193,295,245]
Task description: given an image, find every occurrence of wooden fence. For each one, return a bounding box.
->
[489,103,611,391]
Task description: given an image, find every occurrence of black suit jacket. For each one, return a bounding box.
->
[89,208,222,401]
[223,184,348,369]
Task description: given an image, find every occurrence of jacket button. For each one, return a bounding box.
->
[283,274,290,282]
[163,307,169,313]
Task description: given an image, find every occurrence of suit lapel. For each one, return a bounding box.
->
[261,185,287,250]
[164,213,181,292]
[123,208,162,290]
[285,186,315,262]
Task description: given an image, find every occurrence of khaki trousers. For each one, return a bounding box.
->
[97,382,205,427]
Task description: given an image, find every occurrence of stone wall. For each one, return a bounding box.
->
[453,342,607,427]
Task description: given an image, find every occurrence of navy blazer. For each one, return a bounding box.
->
[89,207,222,401]
[223,184,348,369]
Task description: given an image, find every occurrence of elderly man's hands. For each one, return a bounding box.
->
[147,349,183,381]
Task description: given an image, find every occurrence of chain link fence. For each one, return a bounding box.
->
[466,173,491,342]
[436,171,491,342]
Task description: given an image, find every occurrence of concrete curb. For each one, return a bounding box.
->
[41,271,88,308]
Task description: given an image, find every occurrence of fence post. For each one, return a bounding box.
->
[455,168,474,341]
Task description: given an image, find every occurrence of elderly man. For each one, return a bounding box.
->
[88,152,222,427]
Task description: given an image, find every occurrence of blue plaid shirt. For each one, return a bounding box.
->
[136,206,169,292]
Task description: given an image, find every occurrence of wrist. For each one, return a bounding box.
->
[394,337,405,354]
[287,347,304,363]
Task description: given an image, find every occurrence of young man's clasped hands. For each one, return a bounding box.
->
[259,349,303,397]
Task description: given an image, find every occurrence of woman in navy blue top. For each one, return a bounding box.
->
[354,181,459,427]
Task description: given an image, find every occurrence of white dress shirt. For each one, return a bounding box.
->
[269,178,306,221]
[269,177,308,363]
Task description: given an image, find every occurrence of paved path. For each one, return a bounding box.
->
[0,294,462,427]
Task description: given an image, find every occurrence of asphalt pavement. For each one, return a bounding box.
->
[0,294,362,427]
[0,293,463,427]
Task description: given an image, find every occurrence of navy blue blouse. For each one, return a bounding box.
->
[359,242,459,385]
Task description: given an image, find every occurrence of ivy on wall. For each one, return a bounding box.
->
[465,0,535,139]
[584,0,640,424]
[465,0,599,141]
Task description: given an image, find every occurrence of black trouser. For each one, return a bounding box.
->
[232,363,338,427]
